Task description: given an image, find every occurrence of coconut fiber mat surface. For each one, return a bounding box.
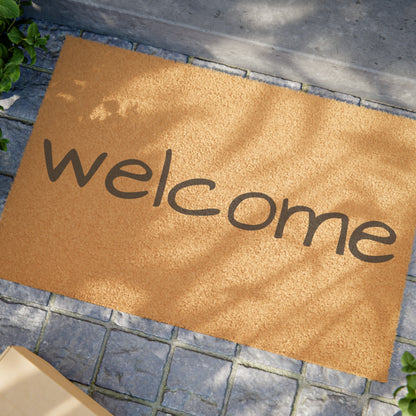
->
[1,36,416,381]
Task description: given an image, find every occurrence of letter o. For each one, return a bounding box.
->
[228,192,276,231]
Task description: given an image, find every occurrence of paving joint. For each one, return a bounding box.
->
[33,293,56,353]
[151,327,179,416]
[219,344,241,416]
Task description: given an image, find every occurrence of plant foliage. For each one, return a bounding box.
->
[0,0,49,151]
[394,351,416,416]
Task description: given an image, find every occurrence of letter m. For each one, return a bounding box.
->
[275,198,349,255]
[44,139,107,187]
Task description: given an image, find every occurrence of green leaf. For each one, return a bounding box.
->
[0,75,12,92]
[408,375,416,392]
[7,26,23,44]
[24,44,36,64]
[0,44,8,60]
[24,36,34,46]
[0,138,9,152]
[400,397,412,413]
[0,0,19,19]
[5,64,19,82]
[9,47,24,65]
[27,21,38,38]
[409,400,416,416]
[403,352,416,373]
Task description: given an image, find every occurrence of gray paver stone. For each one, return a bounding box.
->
[0,67,51,122]
[32,20,81,70]
[0,299,47,353]
[239,345,302,373]
[177,328,236,356]
[38,313,106,384]
[366,399,400,416]
[226,365,297,416]
[408,234,416,277]
[248,72,301,90]
[0,279,50,305]
[296,386,362,416]
[397,281,416,340]
[192,58,246,77]
[305,363,366,394]
[92,392,152,416]
[136,44,188,63]
[0,119,32,176]
[97,330,170,401]
[307,86,360,105]
[0,175,13,217]
[112,311,173,339]
[361,100,416,119]
[162,348,232,416]
[82,32,133,50]
[54,295,112,321]
[371,342,416,399]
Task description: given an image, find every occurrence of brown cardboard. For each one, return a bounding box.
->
[0,346,112,416]
[0,36,415,381]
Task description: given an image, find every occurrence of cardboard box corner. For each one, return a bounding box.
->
[0,345,113,416]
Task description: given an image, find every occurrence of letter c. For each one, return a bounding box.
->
[168,179,220,216]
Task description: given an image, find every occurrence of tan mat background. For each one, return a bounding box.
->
[1,36,416,381]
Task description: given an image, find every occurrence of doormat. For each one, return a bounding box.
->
[1,37,416,382]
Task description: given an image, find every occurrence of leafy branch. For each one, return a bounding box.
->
[0,0,49,151]
[394,351,416,416]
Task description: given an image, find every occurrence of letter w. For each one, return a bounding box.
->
[44,139,107,187]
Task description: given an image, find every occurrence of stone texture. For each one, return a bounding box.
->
[0,119,32,176]
[177,328,236,356]
[305,364,366,394]
[54,295,112,321]
[25,0,416,110]
[296,386,362,416]
[32,20,81,70]
[97,330,169,401]
[112,311,173,339]
[248,72,301,90]
[0,175,13,217]
[192,58,246,77]
[92,392,152,416]
[307,86,360,105]
[360,100,416,119]
[397,281,416,340]
[136,44,188,63]
[371,342,416,399]
[239,345,302,373]
[38,313,106,384]
[162,348,232,416]
[0,67,51,122]
[409,235,416,277]
[226,365,297,416]
[0,279,50,305]
[0,299,46,353]
[82,32,133,50]
[366,399,400,416]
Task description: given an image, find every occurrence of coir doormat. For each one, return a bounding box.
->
[1,37,416,381]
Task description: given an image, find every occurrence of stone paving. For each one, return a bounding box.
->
[1,20,416,416]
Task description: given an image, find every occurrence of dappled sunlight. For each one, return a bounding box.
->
[1,35,415,383]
